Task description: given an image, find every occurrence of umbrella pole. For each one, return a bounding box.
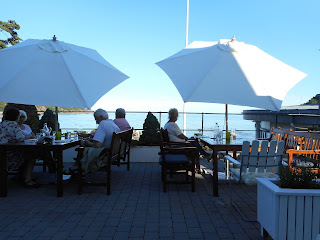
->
[55,106,59,132]
[183,102,187,134]
[225,104,228,139]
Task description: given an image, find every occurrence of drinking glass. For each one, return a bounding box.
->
[52,131,56,140]
[36,133,41,139]
[74,132,78,141]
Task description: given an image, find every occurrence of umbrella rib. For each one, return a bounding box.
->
[68,49,127,76]
[60,54,89,108]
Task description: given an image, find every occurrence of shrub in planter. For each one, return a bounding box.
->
[278,165,320,189]
[39,109,60,131]
[139,112,160,146]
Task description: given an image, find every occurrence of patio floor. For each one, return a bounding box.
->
[0,158,263,240]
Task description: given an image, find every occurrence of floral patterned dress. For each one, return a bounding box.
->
[0,120,25,170]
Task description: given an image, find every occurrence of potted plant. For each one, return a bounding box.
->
[257,166,320,240]
[130,112,160,163]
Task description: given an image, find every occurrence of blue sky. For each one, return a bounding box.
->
[1,0,319,113]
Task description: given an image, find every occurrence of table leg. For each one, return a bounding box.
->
[0,147,7,197]
[55,149,63,197]
[213,150,218,197]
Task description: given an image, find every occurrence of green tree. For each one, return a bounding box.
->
[304,94,320,105]
[139,112,160,146]
[0,20,22,49]
[3,103,40,133]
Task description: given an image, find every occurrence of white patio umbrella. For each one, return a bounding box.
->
[156,37,307,136]
[0,36,129,130]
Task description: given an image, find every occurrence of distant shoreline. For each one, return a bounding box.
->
[0,111,94,115]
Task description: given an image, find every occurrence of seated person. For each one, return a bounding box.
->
[18,110,35,139]
[79,109,120,173]
[164,108,211,162]
[113,108,131,131]
[0,108,39,188]
[83,108,120,148]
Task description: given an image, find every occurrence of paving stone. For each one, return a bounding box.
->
[100,226,116,237]
[130,226,144,238]
[0,162,263,240]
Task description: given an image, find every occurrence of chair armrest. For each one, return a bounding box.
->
[224,155,241,167]
[286,149,320,155]
[75,147,84,152]
[165,141,192,147]
[163,146,197,154]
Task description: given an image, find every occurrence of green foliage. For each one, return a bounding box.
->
[0,20,22,49]
[279,166,320,189]
[3,103,40,133]
[39,109,60,132]
[139,112,160,146]
[304,94,320,105]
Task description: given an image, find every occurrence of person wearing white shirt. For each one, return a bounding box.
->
[84,109,120,148]
[164,108,211,172]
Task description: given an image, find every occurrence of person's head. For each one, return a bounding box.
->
[168,108,179,121]
[18,110,27,124]
[93,108,109,124]
[3,108,20,122]
[115,108,126,119]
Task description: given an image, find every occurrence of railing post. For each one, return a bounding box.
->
[159,112,162,128]
[201,112,204,135]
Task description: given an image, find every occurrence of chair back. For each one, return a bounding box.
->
[160,128,170,143]
[109,131,122,164]
[240,140,284,176]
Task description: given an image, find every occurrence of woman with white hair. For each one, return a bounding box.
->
[18,110,35,139]
[164,108,188,142]
[164,108,211,166]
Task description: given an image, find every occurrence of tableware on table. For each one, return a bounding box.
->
[36,133,41,140]
[56,132,62,140]
[52,131,56,140]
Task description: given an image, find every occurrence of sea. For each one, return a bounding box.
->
[57,112,256,142]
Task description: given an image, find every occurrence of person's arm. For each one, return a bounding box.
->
[177,133,188,141]
[84,139,102,148]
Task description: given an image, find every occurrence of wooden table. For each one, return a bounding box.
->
[0,139,80,197]
[197,137,242,197]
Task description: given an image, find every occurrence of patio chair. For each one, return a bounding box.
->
[158,130,198,192]
[160,128,204,172]
[224,140,285,222]
[75,128,133,195]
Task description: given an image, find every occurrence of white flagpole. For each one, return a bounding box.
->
[183,0,189,134]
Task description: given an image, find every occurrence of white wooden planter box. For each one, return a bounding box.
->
[257,178,320,240]
[130,146,159,163]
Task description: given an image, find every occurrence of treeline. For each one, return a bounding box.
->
[304,94,320,105]
[0,102,88,113]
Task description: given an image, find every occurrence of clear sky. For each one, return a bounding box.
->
[1,0,319,114]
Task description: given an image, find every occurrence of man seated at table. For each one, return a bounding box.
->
[77,109,120,173]
[113,108,131,131]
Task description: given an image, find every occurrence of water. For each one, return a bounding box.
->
[58,112,256,142]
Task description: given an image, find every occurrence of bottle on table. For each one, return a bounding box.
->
[214,123,220,139]
[43,123,50,136]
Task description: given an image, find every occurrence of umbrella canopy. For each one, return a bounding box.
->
[0,37,129,109]
[156,38,307,112]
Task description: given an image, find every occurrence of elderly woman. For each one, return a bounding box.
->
[18,110,35,139]
[0,108,39,188]
[164,108,211,172]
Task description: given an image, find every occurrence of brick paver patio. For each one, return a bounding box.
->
[0,159,263,240]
